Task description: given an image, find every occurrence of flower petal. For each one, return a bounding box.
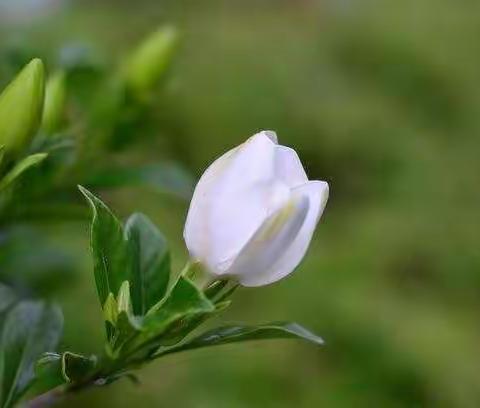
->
[275,145,308,188]
[184,132,278,271]
[228,194,310,285]
[240,180,329,287]
[261,130,278,144]
[207,180,291,275]
[184,145,239,261]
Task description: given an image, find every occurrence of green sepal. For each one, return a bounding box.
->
[204,281,239,304]
[204,281,229,300]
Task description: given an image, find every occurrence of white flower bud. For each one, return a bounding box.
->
[184,131,329,287]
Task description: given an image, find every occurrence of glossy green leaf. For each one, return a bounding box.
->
[0,153,48,192]
[153,299,231,350]
[0,301,63,408]
[0,59,45,154]
[156,322,324,358]
[78,186,133,309]
[124,277,214,354]
[125,213,170,315]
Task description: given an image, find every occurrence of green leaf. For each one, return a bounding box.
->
[78,186,133,310]
[110,282,143,353]
[155,322,324,358]
[0,153,48,192]
[34,352,64,390]
[0,301,63,408]
[35,351,97,387]
[61,352,97,383]
[123,277,215,355]
[125,213,170,315]
[152,299,231,350]
[111,311,143,356]
[0,59,45,154]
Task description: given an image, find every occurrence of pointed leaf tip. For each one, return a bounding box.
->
[79,185,132,312]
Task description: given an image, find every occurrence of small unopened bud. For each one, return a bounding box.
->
[0,58,45,153]
[125,26,179,96]
[42,70,67,135]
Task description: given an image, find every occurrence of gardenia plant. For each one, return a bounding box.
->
[0,132,329,408]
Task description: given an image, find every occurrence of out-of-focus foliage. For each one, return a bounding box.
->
[0,287,63,408]
[0,0,479,407]
[0,23,192,299]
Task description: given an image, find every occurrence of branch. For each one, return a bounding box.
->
[22,387,65,408]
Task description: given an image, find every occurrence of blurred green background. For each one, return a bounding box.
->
[1,0,480,406]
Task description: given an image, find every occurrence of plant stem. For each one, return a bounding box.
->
[22,387,65,408]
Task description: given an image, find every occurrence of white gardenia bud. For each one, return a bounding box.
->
[184,131,329,287]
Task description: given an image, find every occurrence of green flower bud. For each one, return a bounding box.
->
[42,70,67,135]
[0,58,45,154]
[125,26,179,96]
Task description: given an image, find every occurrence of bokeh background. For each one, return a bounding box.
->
[1,0,480,407]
